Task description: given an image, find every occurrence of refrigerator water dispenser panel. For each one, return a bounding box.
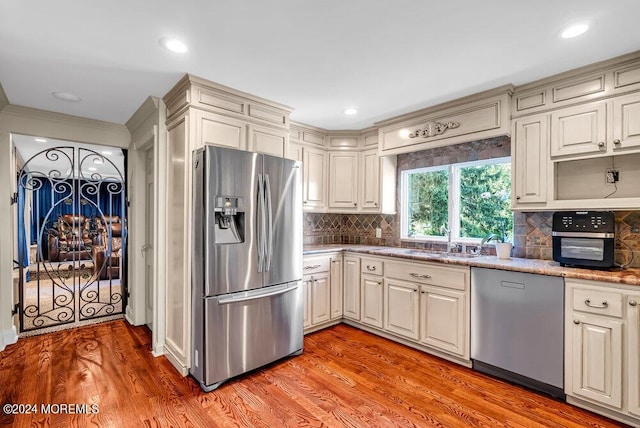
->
[213,196,244,244]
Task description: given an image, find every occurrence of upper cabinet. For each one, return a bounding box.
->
[290,124,396,214]
[247,124,288,157]
[550,101,607,158]
[377,87,513,156]
[511,52,640,211]
[512,114,548,206]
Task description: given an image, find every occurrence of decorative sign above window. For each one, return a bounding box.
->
[408,121,460,139]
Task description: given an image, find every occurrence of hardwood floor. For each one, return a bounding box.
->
[0,320,627,427]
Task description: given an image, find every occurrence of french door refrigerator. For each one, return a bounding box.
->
[191,145,303,392]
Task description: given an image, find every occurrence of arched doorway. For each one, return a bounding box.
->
[14,135,127,332]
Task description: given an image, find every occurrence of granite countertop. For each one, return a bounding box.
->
[303,245,640,287]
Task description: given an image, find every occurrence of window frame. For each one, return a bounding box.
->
[400,156,511,244]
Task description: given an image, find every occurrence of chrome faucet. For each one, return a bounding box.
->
[443,226,462,253]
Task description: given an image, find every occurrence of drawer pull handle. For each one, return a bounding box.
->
[585,298,608,309]
[410,273,431,279]
[331,260,340,264]
[573,319,580,325]
[304,264,321,270]
[630,300,638,307]
[366,265,377,271]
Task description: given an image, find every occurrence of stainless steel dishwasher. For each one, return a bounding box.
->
[471,267,565,398]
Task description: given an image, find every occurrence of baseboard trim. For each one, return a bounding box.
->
[152,343,165,357]
[164,341,188,376]
[0,326,18,352]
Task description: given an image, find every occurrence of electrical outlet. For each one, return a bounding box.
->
[606,168,620,184]
[375,227,382,238]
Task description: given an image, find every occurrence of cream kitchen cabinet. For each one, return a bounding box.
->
[612,92,640,153]
[194,109,246,150]
[420,285,466,357]
[565,280,640,426]
[328,151,359,210]
[550,101,607,158]
[302,146,327,211]
[360,149,380,210]
[342,254,361,321]
[247,124,288,157]
[384,279,419,340]
[361,275,383,328]
[302,255,336,332]
[330,254,343,320]
[512,114,548,206]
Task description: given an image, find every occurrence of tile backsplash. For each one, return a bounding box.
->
[304,210,640,267]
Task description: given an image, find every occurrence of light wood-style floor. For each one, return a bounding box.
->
[0,320,627,427]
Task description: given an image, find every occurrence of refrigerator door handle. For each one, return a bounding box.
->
[257,174,265,272]
[217,283,297,305]
[264,174,273,271]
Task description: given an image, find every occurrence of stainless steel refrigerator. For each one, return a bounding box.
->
[191,145,303,392]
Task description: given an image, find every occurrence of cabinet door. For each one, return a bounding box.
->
[612,92,640,152]
[550,102,606,158]
[311,272,331,326]
[570,314,622,409]
[513,115,548,204]
[420,286,466,357]
[195,110,246,150]
[384,279,419,340]
[247,124,288,157]
[302,147,327,210]
[360,149,380,210]
[628,294,640,417]
[287,141,303,162]
[343,255,361,320]
[303,276,312,329]
[361,276,383,328]
[328,152,359,209]
[330,256,343,320]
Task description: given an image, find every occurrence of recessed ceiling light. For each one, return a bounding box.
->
[561,23,589,39]
[159,37,188,53]
[101,150,113,155]
[34,138,47,143]
[343,107,358,116]
[52,92,82,102]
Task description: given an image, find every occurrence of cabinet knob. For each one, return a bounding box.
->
[598,142,605,148]
[354,203,357,207]
[413,289,418,293]
[630,300,638,307]
[377,281,382,285]
[614,139,621,145]
[516,196,521,200]
[303,200,307,204]
[374,202,378,206]
[573,319,580,325]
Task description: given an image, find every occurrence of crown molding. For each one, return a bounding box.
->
[126,96,160,134]
[1,104,130,148]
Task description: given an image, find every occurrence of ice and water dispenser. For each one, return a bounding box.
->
[213,196,244,244]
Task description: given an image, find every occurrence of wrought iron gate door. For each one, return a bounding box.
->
[16,146,127,332]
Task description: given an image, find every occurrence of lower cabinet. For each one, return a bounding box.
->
[361,275,383,328]
[330,255,343,320]
[341,252,470,364]
[343,255,361,321]
[420,285,466,357]
[303,254,340,332]
[565,279,640,426]
[384,279,419,340]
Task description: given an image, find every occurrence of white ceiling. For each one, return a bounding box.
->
[1,1,640,130]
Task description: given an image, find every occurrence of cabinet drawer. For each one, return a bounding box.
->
[572,288,623,318]
[302,257,330,274]
[361,259,383,276]
[385,261,468,291]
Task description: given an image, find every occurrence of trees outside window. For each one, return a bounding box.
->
[401,157,513,242]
